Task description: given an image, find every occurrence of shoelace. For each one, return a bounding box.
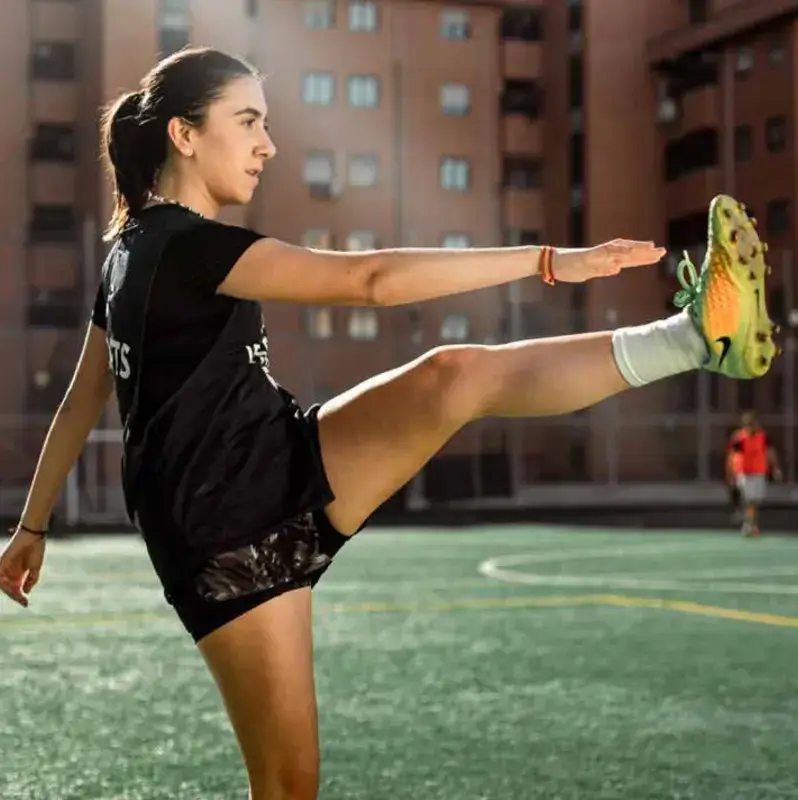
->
[672,250,708,309]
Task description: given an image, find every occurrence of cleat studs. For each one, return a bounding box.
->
[751,246,758,258]
[763,242,769,252]
[723,208,733,219]
[756,332,767,342]
[773,324,781,334]
[767,265,772,275]
[750,217,757,227]
[759,355,769,366]
[731,230,739,243]
[749,270,756,279]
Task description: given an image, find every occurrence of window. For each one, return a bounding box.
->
[31,42,76,80]
[667,211,709,249]
[348,154,378,187]
[307,308,333,339]
[440,157,470,191]
[303,151,335,186]
[735,46,754,76]
[31,124,76,162]
[570,207,584,246]
[440,314,469,342]
[734,124,753,162]
[347,75,380,108]
[569,54,583,109]
[302,229,333,248]
[567,0,582,33]
[769,31,788,66]
[765,116,787,153]
[440,9,470,40]
[503,156,541,190]
[504,229,540,246]
[30,204,77,243]
[766,199,789,235]
[302,72,335,105]
[441,233,472,248]
[158,0,190,55]
[570,132,584,186]
[688,0,708,24]
[345,230,377,250]
[349,1,378,31]
[440,83,470,116]
[348,309,378,340]
[26,288,81,329]
[500,7,543,41]
[501,79,543,117]
[304,0,334,29]
[663,127,719,181]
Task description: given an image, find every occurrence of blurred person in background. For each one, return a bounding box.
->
[726,411,782,537]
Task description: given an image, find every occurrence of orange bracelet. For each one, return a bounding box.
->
[540,246,556,286]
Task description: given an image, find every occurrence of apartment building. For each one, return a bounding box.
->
[0,0,794,515]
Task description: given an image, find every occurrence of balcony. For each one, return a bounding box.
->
[647,0,798,66]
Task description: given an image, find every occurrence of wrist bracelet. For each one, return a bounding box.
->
[16,523,47,537]
[540,246,556,286]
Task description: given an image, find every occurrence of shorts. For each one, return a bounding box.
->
[736,474,767,506]
[166,509,349,643]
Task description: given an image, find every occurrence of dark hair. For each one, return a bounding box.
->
[100,46,257,241]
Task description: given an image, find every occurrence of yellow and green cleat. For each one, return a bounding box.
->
[673,194,780,379]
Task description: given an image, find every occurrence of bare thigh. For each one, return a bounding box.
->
[197,587,319,800]
[317,346,487,535]
[318,334,627,535]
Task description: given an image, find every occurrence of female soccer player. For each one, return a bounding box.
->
[0,47,776,799]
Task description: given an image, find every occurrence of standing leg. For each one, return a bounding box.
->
[198,587,319,800]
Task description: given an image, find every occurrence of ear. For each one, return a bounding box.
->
[165,117,195,158]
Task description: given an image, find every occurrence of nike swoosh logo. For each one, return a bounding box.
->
[716,336,732,366]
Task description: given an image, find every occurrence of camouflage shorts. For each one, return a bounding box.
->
[193,511,337,602]
[170,510,349,642]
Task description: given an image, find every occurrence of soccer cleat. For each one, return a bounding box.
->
[673,194,777,379]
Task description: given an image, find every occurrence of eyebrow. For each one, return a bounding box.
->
[234,107,266,118]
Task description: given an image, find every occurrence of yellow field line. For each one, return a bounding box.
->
[596,594,798,629]
[2,593,798,631]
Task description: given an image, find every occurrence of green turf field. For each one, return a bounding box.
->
[2,525,798,800]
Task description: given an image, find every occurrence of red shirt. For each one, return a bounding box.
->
[729,429,769,475]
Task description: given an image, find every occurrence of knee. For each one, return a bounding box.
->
[419,344,491,423]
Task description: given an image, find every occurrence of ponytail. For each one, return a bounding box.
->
[100,90,166,241]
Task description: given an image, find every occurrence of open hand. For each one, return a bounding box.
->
[0,529,46,607]
[553,239,666,284]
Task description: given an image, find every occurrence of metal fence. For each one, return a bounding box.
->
[1,248,796,525]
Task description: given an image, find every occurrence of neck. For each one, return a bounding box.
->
[153,171,220,219]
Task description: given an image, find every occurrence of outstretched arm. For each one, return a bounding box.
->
[218,238,665,307]
[18,323,113,532]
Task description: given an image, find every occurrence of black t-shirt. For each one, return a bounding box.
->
[92,206,264,428]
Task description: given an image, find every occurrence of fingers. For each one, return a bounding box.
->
[605,241,666,267]
[0,571,29,608]
[23,568,40,594]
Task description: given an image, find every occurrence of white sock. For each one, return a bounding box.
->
[611,310,710,387]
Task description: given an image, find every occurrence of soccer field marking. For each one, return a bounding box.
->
[4,591,798,633]
[479,544,798,596]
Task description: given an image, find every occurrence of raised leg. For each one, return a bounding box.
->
[318,331,640,535]
[197,587,319,800]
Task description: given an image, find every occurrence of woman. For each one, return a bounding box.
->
[0,47,775,799]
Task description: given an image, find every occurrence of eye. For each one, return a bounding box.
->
[243,118,257,128]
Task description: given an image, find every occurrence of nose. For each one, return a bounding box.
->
[256,130,276,162]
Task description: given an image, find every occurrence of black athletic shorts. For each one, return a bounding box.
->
[165,509,349,643]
